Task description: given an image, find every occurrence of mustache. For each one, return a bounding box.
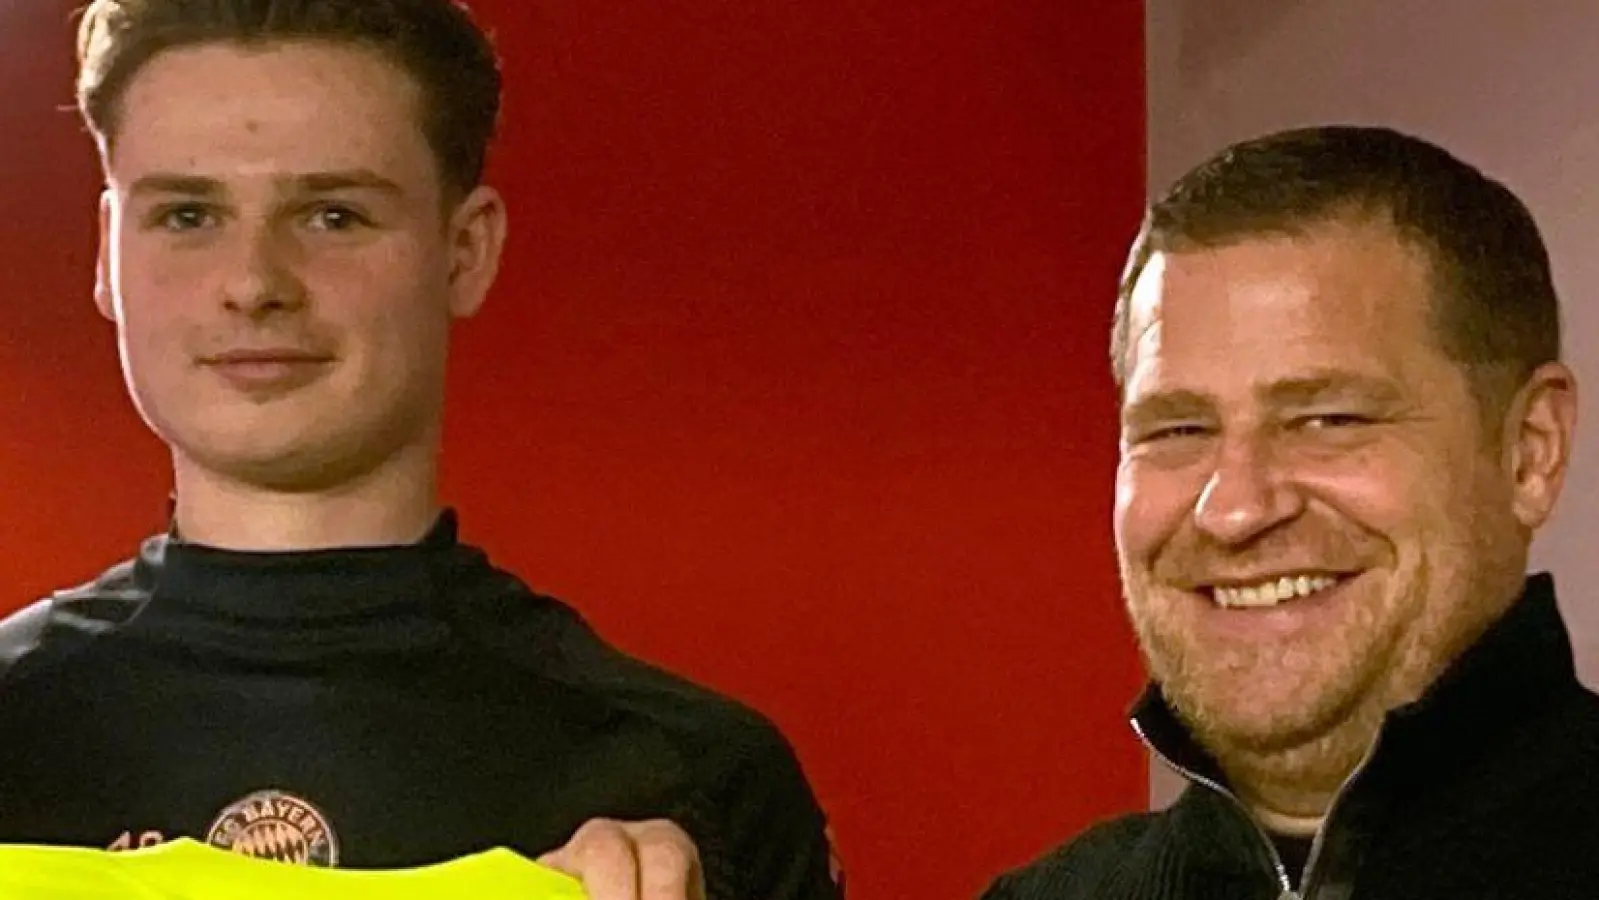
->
[188,327,338,358]
[1150,525,1379,587]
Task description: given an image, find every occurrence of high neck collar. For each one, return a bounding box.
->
[140,509,466,622]
[108,510,491,667]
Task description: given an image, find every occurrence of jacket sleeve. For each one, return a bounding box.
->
[683,722,843,900]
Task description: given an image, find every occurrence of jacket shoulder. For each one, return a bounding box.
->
[980,811,1167,900]
[0,553,152,686]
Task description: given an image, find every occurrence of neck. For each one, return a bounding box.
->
[1214,710,1381,834]
[1249,806,1324,837]
[170,444,441,551]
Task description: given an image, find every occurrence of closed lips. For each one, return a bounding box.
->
[203,350,331,364]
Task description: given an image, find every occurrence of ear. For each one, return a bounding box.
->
[95,190,116,321]
[1504,361,1579,529]
[444,185,508,320]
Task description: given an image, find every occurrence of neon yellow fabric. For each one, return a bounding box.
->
[0,838,588,900]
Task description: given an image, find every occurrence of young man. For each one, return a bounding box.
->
[984,127,1596,898]
[0,3,840,899]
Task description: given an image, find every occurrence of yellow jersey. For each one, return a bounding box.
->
[0,838,588,900]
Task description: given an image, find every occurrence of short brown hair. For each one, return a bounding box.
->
[76,0,502,197]
[1112,126,1562,410]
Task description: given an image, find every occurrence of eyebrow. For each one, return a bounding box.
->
[293,170,405,197]
[1121,371,1407,428]
[128,173,223,199]
[1263,372,1406,408]
[127,169,405,200]
[1120,389,1213,430]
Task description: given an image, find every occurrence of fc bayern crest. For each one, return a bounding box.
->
[206,789,339,867]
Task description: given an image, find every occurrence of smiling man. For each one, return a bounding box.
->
[0,2,839,899]
[983,126,1598,899]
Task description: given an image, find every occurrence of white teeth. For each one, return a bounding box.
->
[1212,575,1338,609]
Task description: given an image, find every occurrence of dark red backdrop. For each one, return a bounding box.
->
[0,2,1147,897]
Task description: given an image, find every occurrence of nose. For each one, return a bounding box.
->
[221,222,307,317]
[1192,431,1304,546]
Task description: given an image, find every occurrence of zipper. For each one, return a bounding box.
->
[1135,717,1386,900]
[1132,719,1297,897]
[1297,731,1384,899]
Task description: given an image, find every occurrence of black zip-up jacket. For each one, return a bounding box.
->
[0,511,841,900]
[982,574,1599,899]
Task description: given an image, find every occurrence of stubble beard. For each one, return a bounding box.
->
[1124,562,1425,807]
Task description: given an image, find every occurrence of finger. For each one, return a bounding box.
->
[628,820,702,900]
[539,819,640,900]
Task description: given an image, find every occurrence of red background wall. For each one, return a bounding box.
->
[0,2,1146,897]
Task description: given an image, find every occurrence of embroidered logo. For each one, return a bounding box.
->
[205,789,339,867]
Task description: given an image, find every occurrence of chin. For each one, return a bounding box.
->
[1167,659,1375,756]
[1184,693,1332,753]
[167,430,361,491]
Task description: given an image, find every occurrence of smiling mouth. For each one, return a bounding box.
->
[1205,573,1352,609]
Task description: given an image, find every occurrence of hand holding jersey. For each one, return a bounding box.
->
[539,819,706,900]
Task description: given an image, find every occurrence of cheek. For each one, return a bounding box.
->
[113,298,190,388]
[1301,472,1416,538]
[1114,463,1200,565]
[1297,446,1468,546]
[113,243,209,336]
[319,271,451,379]
[118,233,203,291]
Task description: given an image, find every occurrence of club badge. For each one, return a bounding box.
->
[206,789,339,867]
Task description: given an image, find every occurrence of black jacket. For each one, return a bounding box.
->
[983,574,1599,899]
[0,511,841,900]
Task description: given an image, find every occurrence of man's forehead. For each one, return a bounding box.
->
[1119,232,1447,411]
[1138,219,1427,284]
[1128,235,1340,317]
[1127,231,1432,341]
[111,42,426,159]
[1125,250,1169,336]
[107,53,433,198]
